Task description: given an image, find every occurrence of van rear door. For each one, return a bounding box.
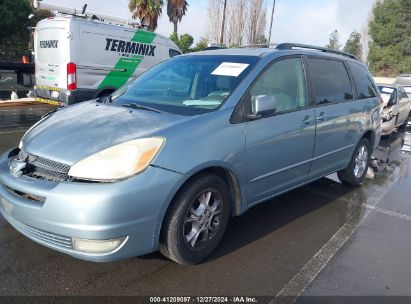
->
[35,24,69,90]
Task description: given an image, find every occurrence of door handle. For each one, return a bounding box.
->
[302,115,314,125]
[316,112,326,122]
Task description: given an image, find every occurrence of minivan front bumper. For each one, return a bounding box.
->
[0,149,182,262]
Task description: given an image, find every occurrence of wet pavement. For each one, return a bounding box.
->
[0,105,411,301]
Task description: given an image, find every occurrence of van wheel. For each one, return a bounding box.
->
[159,173,230,265]
[97,90,114,98]
[338,138,371,186]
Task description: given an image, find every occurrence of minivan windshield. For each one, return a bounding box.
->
[111,55,259,115]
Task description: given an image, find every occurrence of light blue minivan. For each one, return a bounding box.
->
[0,44,381,264]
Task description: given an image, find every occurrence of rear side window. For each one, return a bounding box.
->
[399,87,408,99]
[308,58,353,104]
[348,62,378,99]
[169,49,181,57]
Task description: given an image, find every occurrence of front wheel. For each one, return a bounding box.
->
[159,173,231,265]
[338,138,371,186]
[400,113,410,128]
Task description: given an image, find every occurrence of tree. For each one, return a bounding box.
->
[246,0,267,45]
[368,0,411,76]
[226,0,247,47]
[326,30,341,50]
[167,0,188,35]
[128,0,163,31]
[170,32,193,53]
[207,0,223,44]
[343,31,363,57]
[0,0,51,61]
[191,37,209,52]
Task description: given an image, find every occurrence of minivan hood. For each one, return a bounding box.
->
[22,101,191,165]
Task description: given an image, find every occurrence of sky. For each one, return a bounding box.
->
[43,0,376,47]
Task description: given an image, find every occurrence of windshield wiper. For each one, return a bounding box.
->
[121,103,162,113]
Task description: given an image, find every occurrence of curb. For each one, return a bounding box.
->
[0,98,40,108]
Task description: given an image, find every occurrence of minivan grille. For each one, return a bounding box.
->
[17,149,70,183]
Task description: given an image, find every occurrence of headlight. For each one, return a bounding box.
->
[68,137,165,181]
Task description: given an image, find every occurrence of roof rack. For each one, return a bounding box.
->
[239,43,277,48]
[275,43,358,60]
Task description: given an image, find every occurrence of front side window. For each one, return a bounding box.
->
[308,58,353,104]
[248,58,308,114]
[348,61,378,99]
[111,55,259,115]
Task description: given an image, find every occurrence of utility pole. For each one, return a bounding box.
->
[219,0,227,45]
[268,0,276,45]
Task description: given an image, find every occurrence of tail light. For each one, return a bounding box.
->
[67,62,77,91]
[22,55,29,64]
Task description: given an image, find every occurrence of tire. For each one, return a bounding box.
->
[338,138,371,186]
[159,173,231,265]
[400,113,409,128]
[97,90,114,98]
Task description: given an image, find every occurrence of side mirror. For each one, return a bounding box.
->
[249,95,277,120]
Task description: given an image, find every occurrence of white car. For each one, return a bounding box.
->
[378,84,411,135]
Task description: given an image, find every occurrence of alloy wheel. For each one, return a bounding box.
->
[183,189,223,251]
[354,145,368,178]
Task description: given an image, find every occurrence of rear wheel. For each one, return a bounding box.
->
[159,173,231,265]
[338,138,371,186]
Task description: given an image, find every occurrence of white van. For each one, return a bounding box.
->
[34,15,181,106]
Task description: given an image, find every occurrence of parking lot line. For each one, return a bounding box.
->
[363,204,411,222]
[272,166,401,304]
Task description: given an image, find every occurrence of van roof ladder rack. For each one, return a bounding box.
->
[275,43,358,60]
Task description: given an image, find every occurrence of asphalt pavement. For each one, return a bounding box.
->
[0,105,411,302]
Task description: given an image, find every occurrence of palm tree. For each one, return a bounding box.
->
[167,0,188,35]
[128,0,164,31]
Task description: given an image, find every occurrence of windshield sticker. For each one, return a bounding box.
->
[211,62,249,77]
[381,87,394,94]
